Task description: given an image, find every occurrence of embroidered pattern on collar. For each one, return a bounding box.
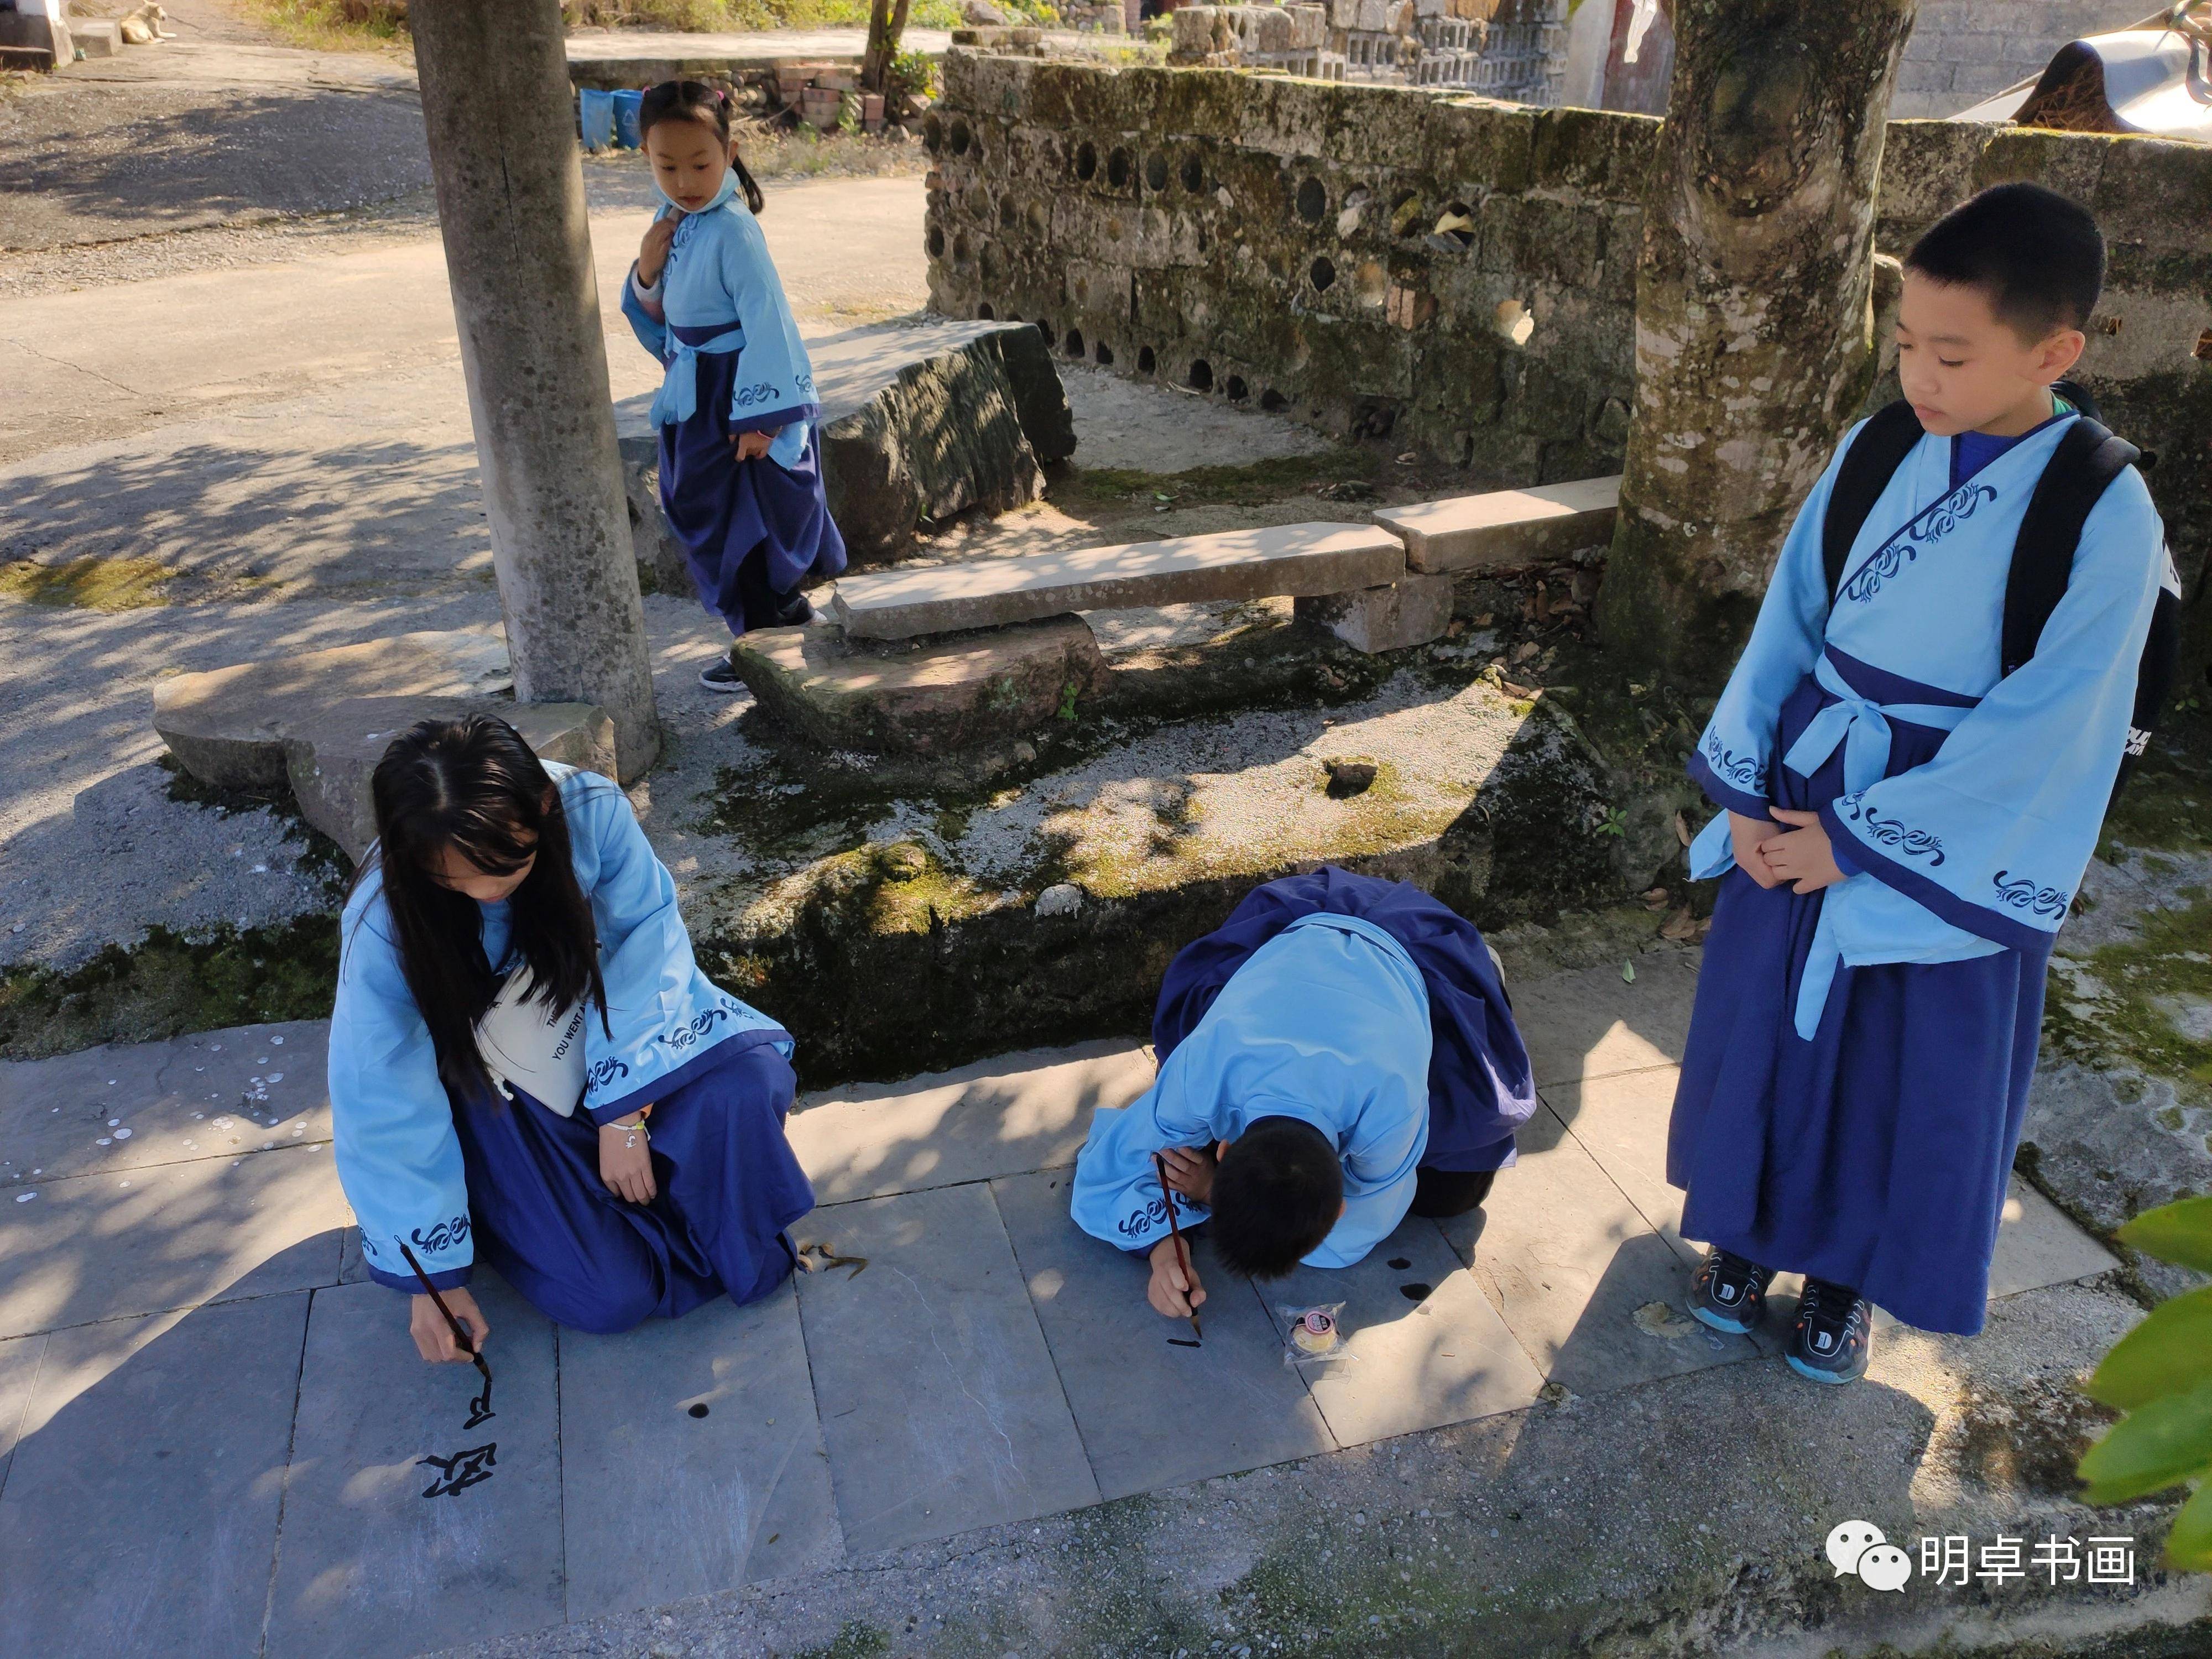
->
[1839,481,2000,605]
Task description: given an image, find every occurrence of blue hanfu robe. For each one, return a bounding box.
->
[1672,409,2168,1334]
[621,168,846,636]
[327,765,815,1332]
[1071,872,1533,1268]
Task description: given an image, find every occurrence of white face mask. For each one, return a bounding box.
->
[474,966,588,1115]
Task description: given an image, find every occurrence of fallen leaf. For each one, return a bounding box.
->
[1660,906,1699,942]
[1621,959,1637,983]
[1673,810,1693,848]
[1641,886,1670,910]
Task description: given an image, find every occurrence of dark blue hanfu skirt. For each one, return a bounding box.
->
[1669,659,2050,1336]
[659,337,847,637]
[1153,867,1539,1172]
[449,1037,816,1334]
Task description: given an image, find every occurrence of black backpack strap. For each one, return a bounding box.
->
[2000,416,2138,674]
[1823,400,1927,599]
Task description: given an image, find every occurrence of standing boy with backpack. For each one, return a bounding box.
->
[1668,182,2179,1383]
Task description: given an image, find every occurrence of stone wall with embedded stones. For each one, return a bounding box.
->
[924,57,2212,681]
[923,55,1650,484]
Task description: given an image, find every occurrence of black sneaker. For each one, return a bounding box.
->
[1788,1277,1873,1385]
[699,658,743,693]
[1688,1246,1774,1335]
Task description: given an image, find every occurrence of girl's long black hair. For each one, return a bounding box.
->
[354,715,608,1104]
[639,79,765,216]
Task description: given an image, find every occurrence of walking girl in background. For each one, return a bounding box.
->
[327,715,815,1363]
[624,79,846,690]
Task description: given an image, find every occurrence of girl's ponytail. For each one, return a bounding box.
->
[733,153,765,217]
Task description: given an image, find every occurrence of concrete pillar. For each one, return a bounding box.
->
[409,0,660,778]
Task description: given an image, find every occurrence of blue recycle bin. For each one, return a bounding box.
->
[611,88,644,149]
[578,88,615,150]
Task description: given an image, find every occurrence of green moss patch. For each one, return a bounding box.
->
[0,556,174,611]
[0,917,340,1062]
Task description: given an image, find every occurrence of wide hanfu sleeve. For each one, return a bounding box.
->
[327,878,475,1293]
[716,207,821,467]
[1818,470,2167,952]
[1068,1081,1217,1256]
[567,778,789,1125]
[1686,429,1859,833]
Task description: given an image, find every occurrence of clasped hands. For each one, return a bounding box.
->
[1729,808,1846,894]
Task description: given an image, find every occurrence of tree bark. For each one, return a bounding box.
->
[862,0,914,99]
[1596,0,1917,687]
[410,0,660,778]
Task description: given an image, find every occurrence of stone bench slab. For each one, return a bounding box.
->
[151,629,513,793]
[1376,475,1621,573]
[283,696,614,862]
[832,522,1408,641]
[617,318,1073,567]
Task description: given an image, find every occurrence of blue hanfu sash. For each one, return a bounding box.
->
[1687,412,2168,1036]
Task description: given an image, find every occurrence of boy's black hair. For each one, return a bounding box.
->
[1904,182,2104,341]
[1208,1117,1344,1279]
[639,80,765,216]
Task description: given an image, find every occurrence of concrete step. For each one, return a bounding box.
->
[1376,474,1621,573]
[830,521,1407,641]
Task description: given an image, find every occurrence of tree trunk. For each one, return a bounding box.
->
[1596,0,1917,687]
[862,0,913,98]
[410,0,660,778]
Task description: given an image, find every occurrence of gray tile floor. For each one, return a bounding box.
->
[0,953,2122,1657]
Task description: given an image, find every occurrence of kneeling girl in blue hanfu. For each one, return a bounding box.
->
[624,80,847,691]
[1669,185,2170,1384]
[328,714,815,1364]
[1067,868,1538,1321]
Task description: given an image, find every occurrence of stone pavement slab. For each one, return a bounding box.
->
[0,1295,309,1659]
[1444,1103,1757,1396]
[1508,948,1700,1088]
[1989,1181,2120,1297]
[1265,1215,1546,1448]
[0,1020,328,1188]
[794,1183,1099,1553]
[0,1143,348,1339]
[992,1170,1334,1501]
[1541,1066,1693,1259]
[788,1039,1152,1204]
[0,1333,41,1494]
[832,522,1407,641]
[1376,475,1621,575]
[558,1281,840,1620]
[267,1277,564,1659]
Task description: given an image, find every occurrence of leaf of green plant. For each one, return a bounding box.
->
[2087,1286,2212,1410]
[2118,1196,2212,1274]
[2078,1378,2212,1503]
[2162,1478,2212,1572]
